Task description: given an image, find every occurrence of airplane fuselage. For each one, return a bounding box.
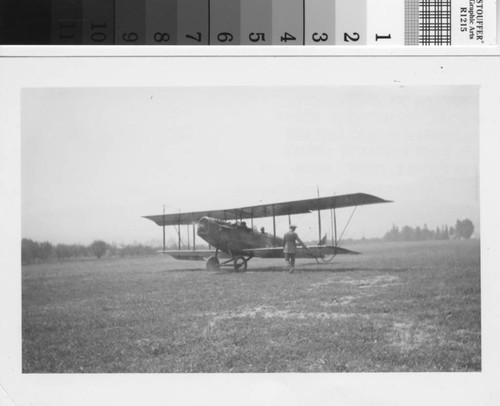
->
[197,216,282,255]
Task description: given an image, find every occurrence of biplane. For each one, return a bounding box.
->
[144,193,391,271]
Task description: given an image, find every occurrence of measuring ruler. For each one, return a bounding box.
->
[0,0,496,46]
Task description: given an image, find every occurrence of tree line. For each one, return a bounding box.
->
[22,218,476,264]
[21,239,158,265]
[383,219,474,242]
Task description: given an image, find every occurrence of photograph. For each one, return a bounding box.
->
[21,84,480,373]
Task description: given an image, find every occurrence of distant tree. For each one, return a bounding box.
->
[422,224,432,240]
[107,244,117,256]
[55,244,70,261]
[456,219,474,239]
[463,219,474,239]
[415,226,423,241]
[76,244,90,257]
[401,225,413,241]
[22,239,37,264]
[38,241,54,261]
[443,225,449,240]
[381,221,472,243]
[383,224,401,241]
[449,226,455,239]
[90,240,108,259]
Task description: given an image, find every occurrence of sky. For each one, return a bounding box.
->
[21,86,479,245]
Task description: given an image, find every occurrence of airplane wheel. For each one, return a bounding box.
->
[206,256,220,271]
[316,254,336,264]
[233,256,248,272]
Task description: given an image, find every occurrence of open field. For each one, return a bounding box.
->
[22,240,480,373]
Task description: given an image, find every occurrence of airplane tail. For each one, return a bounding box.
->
[319,234,327,245]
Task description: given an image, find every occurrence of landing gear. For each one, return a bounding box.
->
[206,256,220,271]
[205,250,251,272]
[315,254,336,264]
[233,256,248,272]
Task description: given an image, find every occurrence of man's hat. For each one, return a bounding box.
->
[289,224,297,229]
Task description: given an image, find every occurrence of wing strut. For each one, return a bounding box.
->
[334,204,337,245]
[337,206,358,245]
[272,205,276,239]
[317,187,322,244]
[162,205,166,251]
[331,192,338,246]
[330,207,334,246]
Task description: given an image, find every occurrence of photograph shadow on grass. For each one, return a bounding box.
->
[160,262,411,275]
[244,265,412,274]
[161,267,206,273]
[213,266,408,274]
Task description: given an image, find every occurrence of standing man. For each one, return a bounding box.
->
[283,225,308,273]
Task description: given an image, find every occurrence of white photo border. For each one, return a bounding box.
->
[1,56,499,406]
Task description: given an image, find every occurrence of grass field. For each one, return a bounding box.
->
[22,240,481,373]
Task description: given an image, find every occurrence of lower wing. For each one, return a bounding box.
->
[158,250,230,261]
[243,245,359,259]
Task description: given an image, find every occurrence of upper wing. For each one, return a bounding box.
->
[144,193,392,226]
[243,245,359,259]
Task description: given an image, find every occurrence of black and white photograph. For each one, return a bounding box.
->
[20,85,480,373]
[1,53,499,406]
[1,0,500,403]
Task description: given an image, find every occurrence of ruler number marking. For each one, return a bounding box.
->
[122,32,139,43]
[59,22,76,40]
[154,32,170,42]
[90,23,107,43]
[280,32,296,43]
[217,32,233,43]
[186,32,202,43]
[343,32,359,42]
[375,33,391,41]
[312,33,328,42]
[249,32,266,43]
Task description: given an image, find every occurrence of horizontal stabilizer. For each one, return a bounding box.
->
[242,245,359,259]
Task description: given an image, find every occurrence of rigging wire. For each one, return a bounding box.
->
[336,206,358,245]
[173,224,186,248]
